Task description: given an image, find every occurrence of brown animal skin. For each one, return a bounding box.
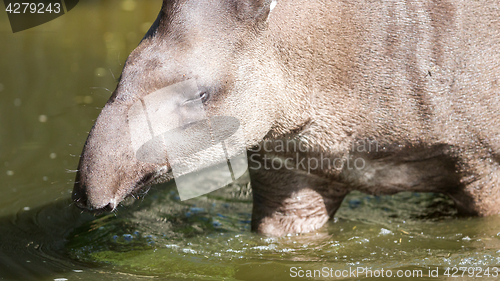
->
[72,0,500,236]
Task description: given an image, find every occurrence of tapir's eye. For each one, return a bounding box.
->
[199,91,210,103]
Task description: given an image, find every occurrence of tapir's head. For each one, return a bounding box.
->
[72,0,292,212]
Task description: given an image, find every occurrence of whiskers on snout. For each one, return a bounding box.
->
[128,173,156,202]
[125,168,174,205]
[71,190,118,216]
[129,186,152,202]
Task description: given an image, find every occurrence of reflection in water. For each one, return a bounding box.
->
[1,172,499,280]
[65,176,500,280]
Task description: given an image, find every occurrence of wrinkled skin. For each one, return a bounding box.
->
[73,0,500,236]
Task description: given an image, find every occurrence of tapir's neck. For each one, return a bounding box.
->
[263,0,363,146]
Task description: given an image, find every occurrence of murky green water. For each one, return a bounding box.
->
[1,1,500,280]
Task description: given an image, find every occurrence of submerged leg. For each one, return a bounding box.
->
[249,159,347,236]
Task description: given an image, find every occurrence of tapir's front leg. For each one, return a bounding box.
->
[249,153,348,236]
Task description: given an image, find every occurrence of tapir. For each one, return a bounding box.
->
[72,0,500,236]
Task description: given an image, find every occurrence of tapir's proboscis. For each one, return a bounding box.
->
[73,0,500,236]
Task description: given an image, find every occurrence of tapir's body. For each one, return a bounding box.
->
[73,0,500,235]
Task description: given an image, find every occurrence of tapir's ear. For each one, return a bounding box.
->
[233,0,276,23]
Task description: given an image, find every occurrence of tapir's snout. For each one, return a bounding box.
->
[72,156,168,213]
[71,100,172,214]
[72,170,161,214]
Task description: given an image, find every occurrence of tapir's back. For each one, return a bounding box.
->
[354,0,500,145]
[270,0,500,146]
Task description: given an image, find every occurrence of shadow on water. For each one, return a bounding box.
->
[0,198,94,280]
